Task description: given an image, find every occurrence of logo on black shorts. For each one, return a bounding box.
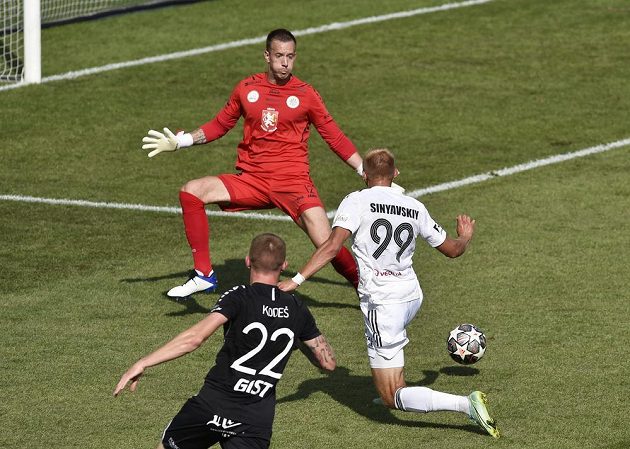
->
[207,414,242,431]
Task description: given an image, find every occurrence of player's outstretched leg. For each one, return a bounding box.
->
[383,386,499,439]
[167,191,218,298]
[393,386,469,415]
[468,391,500,439]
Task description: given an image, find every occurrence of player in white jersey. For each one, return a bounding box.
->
[278,148,499,439]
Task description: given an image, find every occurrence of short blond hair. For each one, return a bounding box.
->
[364,148,395,179]
[249,233,286,272]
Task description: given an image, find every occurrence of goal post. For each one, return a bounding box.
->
[23,0,41,83]
[1,0,203,85]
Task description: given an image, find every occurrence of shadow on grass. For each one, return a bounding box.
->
[279,366,486,436]
[121,259,350,288]
[440,366,480,376]
[120,258,359,316]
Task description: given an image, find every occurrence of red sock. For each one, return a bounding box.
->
[179,191,212,276]
[331,246,359,289]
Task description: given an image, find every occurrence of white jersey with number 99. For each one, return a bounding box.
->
[333,186,446,304]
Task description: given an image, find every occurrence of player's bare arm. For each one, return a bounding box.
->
[298,227,351,280]
[113,312,228,396]
[300,334,336,372]
[345,152,363,172]
[191,128,207,145]
[436,214,476,258]
[277,227,351,291]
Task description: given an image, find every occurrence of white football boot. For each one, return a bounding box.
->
[167,270,218,298]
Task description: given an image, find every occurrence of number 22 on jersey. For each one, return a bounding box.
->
[230,322,295,398]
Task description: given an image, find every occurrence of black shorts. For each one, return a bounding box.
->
[161,396,271,449]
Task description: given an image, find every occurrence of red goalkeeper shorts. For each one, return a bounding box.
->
[217,172,324,222]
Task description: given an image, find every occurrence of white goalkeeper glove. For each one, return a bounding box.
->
[355,162,405,194]
[142,128,193,158]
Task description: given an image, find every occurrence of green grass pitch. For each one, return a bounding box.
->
[1,0,630,448]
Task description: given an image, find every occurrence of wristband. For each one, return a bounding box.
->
[291,273,306,286]
[176,132,194,148]
[356,162,364,176]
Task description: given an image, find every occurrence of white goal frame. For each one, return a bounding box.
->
[3,0,200,85]
[23,0,41,83]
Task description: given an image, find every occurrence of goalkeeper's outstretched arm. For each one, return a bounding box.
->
[141,87,241,158]
[190,128,207,145]
[141,127,212,158]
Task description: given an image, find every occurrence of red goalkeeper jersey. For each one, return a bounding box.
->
[200,73,357,176]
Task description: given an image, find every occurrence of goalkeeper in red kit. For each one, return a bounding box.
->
[142,28,362,297]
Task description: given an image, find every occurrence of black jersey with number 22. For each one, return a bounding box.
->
[198,283,320,429]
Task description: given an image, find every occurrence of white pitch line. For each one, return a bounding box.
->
[0,194,293,221]
[405,137,630,198]
[0,0,492,92]
[2,137,629,220]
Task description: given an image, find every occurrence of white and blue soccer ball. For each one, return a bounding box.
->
[447,323,486,365]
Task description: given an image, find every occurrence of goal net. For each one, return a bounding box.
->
[1,0,200,83]
[1,1,24,82]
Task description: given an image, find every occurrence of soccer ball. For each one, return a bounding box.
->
[447,323,486,365]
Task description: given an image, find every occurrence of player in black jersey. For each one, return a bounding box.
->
[114,233,336,449]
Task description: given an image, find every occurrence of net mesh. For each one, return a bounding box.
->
[1,1,195,82]
[40,0,172,23]
[1,1,23,81]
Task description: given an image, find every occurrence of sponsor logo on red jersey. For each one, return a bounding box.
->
[247,90,259,103]
[286,95,299,109]
[261,108,279,132]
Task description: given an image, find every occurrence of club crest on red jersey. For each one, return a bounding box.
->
[261,108,279,132]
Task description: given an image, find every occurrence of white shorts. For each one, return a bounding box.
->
[360,298,422,368]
